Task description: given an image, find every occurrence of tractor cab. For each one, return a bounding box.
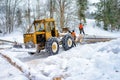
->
[24,19,57,43]
[24,18,59,50]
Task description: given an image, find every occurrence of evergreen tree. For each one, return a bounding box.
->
[77,0,88,23]
[95,0,120,31]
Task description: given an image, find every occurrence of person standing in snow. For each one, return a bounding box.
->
[79,23,85,35]
[71,30,76,47]
[71,30,76,40]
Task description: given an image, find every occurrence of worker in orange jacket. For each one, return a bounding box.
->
[71,30,76,46]
[79,23,85,35]
[71,30,76,40]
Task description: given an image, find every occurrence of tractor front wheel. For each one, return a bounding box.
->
[45,38,59,55]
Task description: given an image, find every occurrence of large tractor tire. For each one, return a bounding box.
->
[45,37,59,55]
[62,34,73,50]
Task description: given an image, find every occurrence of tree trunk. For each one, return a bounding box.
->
[50,0,53,18]
[36,0,40,19]
[59,0,65,29]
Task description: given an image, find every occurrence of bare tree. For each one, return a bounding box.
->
[57,0,65,29]
[50,0,56,18]
[27,0,30,25]
[45,0,55,18]
[55,0,76,30]
[16,8,22,27]
[5,0,22,33]
[36,0,40,19]
[0,0,5,32]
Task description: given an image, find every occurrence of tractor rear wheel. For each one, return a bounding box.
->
[62,34,73,50]
[45,38,59,55]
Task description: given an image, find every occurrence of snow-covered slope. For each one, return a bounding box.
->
[84,19,120,37]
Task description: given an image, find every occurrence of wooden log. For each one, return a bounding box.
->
[84,38,113,43]
[0,52,45,80]
[75,34,84,43]
[53,77,62,80]
[0,39,15,43]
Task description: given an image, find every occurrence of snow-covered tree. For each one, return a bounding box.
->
[16,8,22,27]
[77,0,88,23]
[4,0,22,33]
[95,0,120,31]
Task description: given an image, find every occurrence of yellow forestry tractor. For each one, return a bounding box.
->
[24,18,74,55]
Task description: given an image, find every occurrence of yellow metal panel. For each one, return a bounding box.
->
[55,30,59,37]
[35,32,45,34]
[33,33,37,44]
[24,33,34,43]
[33,18,54,23]
[45,18,55,22]
[46,32,52,40]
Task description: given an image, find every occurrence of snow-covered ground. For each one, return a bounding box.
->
[0,18,120,80]
[25,38,120,80]
[0,55,28,80]
[1,37,120,80]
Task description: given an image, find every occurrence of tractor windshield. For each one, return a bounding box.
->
[46,21,55,32]
[35,23,45,32]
